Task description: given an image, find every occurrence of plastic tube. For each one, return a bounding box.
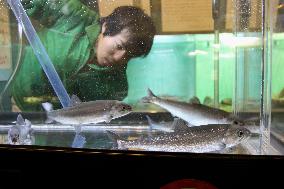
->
[7,0,70,108]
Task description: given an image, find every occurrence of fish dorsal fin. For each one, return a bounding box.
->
[189,96,201,104]
[16,114,25,125]
[69,94,82,106]
[170,117,180,128]
[140,88,158,103]
[173,118,189,132]
[203,96,212,105]
[147,88,157,98]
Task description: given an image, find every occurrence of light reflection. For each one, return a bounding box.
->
[220,35,261,48]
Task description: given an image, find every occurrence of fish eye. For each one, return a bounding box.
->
[233,120,242,125]
[233,120,244,126]
[238,130,244,137]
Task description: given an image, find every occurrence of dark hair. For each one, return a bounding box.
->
[100,6,156,59]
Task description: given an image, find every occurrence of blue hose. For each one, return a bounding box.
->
[7,0,70,108]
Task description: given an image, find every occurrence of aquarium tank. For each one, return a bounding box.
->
[0,0,283,155]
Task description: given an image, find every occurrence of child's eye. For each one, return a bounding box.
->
[116,44,124,50]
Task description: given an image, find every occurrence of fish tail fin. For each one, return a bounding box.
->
[140,88,157,103]
[42,102,53,112]
[42,102,54,123]
[106,130,124,149]
[16,114,25,125]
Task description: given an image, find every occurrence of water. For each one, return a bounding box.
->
[0,122,267,155]
[0,124,151,149]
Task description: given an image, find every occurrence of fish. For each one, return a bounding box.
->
[42,94,132,125]
[141,88,247,126]
[7,114,35,145]
[71,126,86,148]
[106,121,251,153]
[148,114,260,134]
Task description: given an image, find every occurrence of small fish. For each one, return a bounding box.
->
[42,94,132,125]
[71,126,86,148]
[106,122,251,153]
[141,89,246,126]
[7,114,35,145]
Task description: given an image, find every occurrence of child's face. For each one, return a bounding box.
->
[96,23,129,67]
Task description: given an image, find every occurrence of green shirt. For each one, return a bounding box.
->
[12,0,128,111]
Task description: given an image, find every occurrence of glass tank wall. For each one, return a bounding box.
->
[0,0,282,155]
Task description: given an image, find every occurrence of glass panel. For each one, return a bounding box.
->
[233,0,263,154]
[0,0,281,155]
[271,0,284,155]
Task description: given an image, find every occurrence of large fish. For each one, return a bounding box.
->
[7,114,35,145]
[42,95,132,125]
[147,115,259,134]
[141,89,247,126]
[106,120,251,153]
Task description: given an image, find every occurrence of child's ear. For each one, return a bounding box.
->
[101,22,106,34]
